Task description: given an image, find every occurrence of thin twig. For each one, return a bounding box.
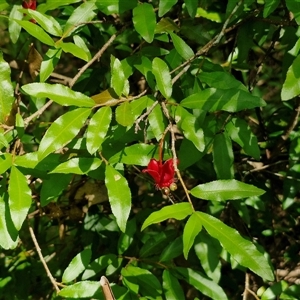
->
[28,226,60,293]
[69,33,118,88]
[24,100,53,125]
[134,100,159,133]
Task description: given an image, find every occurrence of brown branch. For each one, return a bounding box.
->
[28,225,60,293]
[69,32,118,88]
[24,100,53,125]
[100,276,116,300]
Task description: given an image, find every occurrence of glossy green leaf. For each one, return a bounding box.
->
[14,20,54,46]
[175,267,228,299]
[281,55,300,100]
[152,57,172,99]
[133,3,156,43]
[62,249,92,283]
[0,195,18,250]
[25,9,63,36]
[159,236,183,262]
[96,0,138,15]
[73,35,92,61]
[82,254,118,280]
[180,88,266,112]
[59,42,89,61]
[0,153,12,174]
[213,132,234,179]
[50,158,102,174]
[194,232,222,282]
[148,104,166,141]
[122,265,162,298]
[22,83,95,107]
[40,48,62,82]
[263,0,280,17]
[0,52,15,124]
[116,102,134,127]
[181,114,204,152]
[170,32,194,60]
[190,179,265,201]
[261,280,288,300]
[8,166,32,231]
[196,7,222,22]
[195,212,274,281]
[109,143,158,165]
[118,218,136,254]
[163,270,185,300]
[184,0,198,18]
[0,132,9,149]
[129,96,151,120]
[63,1,96,37]
[105,165,131,232]
[183,213,202,259]
[111,55,129,97]
[59,281,103,298]
[226,118,260,160]
[38,108,91,160]
[8,5,23,44]
[134,56,156,89]
[86,106,112,155]
[141,203,193,231]
[155,17,179,34]
[40,174,72,206]
[159,0,178,17]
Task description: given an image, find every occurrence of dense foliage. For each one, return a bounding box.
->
[0,0,300,299]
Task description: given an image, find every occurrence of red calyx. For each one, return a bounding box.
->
[22,0,37,10]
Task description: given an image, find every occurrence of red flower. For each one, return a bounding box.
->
[22,0,37,10]
[143,158,178,189]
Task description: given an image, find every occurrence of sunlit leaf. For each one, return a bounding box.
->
[8,5,23,44]
[170,32,194,60]
[158,0,178,17]
[142,203,193,231]
[190,179,265,201]
[105,165,131,232]
[163,270,185,300]
[59,281,103,298]
[0,153,12,174]
[116,102,134,127]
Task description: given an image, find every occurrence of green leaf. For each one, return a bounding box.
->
[59,42,89,61]
[105,165,131,232]
[38,108,91,160]
[184,0,198,18]
[82,254,118,280]
[109,143,158,165]
[116,102,134,127]
[226,118,260,160]
[22,83,95,107]
[40,48,62,82]
[50,157,102,174]
[141,203,193,231]
[8,5,23,44]
[111,55,129,97]
[62,249,92,283]
[170,32,194,60]
[195,212,274,281]
[122,265,162,298]
[183,213,202,259]
[159,236,183,262]
[152,57,172,99]
[162,270,185,300]
[0,195,19,250]
[8,166,32,231]
[40,174,72,206]
[281,55,300,100]
[118,218,137,254]
[25,9,63,36]
[134,56,156,89]
[148,104,166,141]
[96,0,138,15]
[59,281,103,298]
[263,0,280,17]
[181,114,205,152]
[175,267,228,299]
[0,153,12,174]
[0,132,9,149]
[212,132,234,179]
[159,0,178,17]
[133,3,156,43]
[0,52,15,124]
[86,107,112,155]
[190,179,266,201]
[180,88,266,112]
[155,17,179,34]
[73,35,92,61]
[63,1,96,37]
[14,20,54,46]
[285,0,300,25]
